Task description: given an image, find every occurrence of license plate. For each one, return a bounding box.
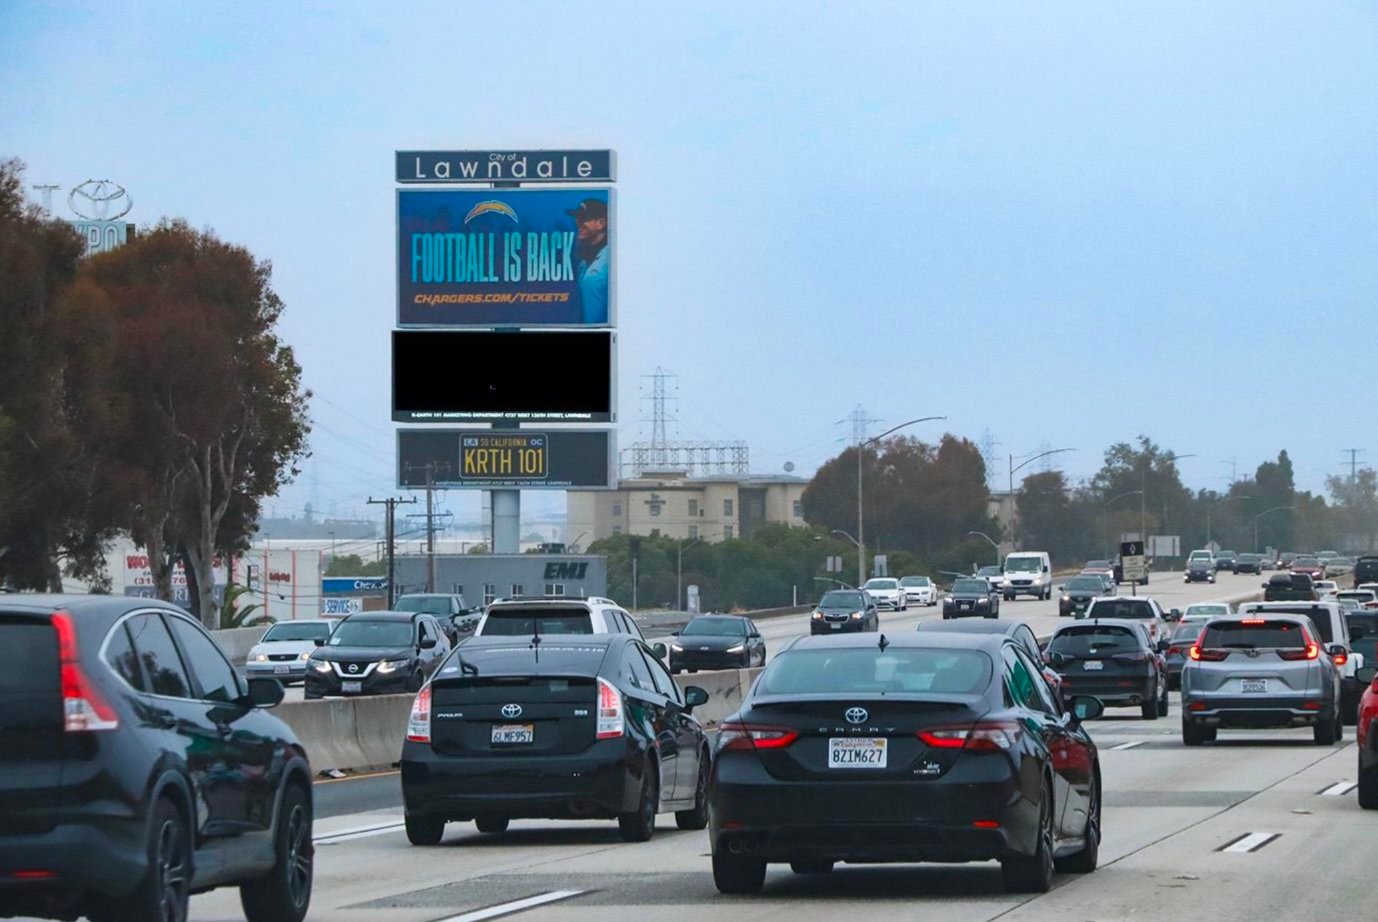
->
[830,623,841,630]
[273,665,291,674]
[829,737,887,768]
[341,681,362,694]
[1242,679,1267,694]
[492,724,534,745]
[1084,660,1104,671]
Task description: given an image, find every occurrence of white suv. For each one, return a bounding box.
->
[474,596,644,640]
[1237,600,1367,723]
[899,575,937,607]
[862,578,906,611]
[1082,595,1174,645]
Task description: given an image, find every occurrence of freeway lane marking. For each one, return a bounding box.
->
[430,890,584,922]
[313,820,406,845]
[1110,741,1145,750]
[1319,781,1358,796]
[1218,832,1280,853]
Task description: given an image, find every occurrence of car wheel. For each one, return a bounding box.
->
[1055,770,1099,874]
[240,783,313,922]
[91,796,191,922]
[618,762,658,842]
[675,755,710,831]
[1001,780,1054,893]
[1315,709,1340,745]
[1158,683,1170,717]
[789,858,834,874]
[303,689,322,700]
[713,851,766,894]
[670,665,681,675]
[1141,697,1159,720]
[405,814,445,846]
[474,815,509,834]
[1182,717,1209,746]
[1359,753,1378,809]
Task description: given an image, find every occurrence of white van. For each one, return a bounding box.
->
[1002,551,1053,601]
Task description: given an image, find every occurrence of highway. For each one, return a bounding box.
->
[136,571,1378,922]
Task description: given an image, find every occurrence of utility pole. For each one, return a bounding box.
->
[368,495,416,607]
[404,462,452,594]
[1343,448,1365,482]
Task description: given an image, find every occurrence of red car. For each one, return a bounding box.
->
[1291,556,1326,583]
[1360,675,1378,808]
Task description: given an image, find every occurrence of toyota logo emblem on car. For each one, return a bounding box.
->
[501,703,523,719]
[845,707,869,724]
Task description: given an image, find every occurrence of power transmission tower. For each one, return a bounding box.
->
[368,495,417,606]
[838,405,881,447]
[1343,448,1365,481]
[641,367,678,469]
[979,429,1002,490]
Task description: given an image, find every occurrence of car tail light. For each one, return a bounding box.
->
[596,677,624,739]
[1241,619,1265,625]
[919,721,1022,752]
[1301,700,1323,710]
[406,683,431,742]
[51,612,119,733]
[1112,651,1150,663]
[1332,650,1348,666]
[717,722,799,751]
[1168,646,1185,655]
[1189,645,1228,662]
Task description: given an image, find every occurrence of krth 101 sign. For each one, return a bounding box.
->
[462,434,547,479]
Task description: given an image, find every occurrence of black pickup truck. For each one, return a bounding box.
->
[1262,572,1318,602]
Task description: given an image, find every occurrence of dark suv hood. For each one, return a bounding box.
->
[311,645,415,662]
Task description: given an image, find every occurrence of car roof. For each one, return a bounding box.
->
[342,610,425,622]
[1053,618,1151,635]
[686,614,748,622]
[487,598,599,609]
[782,631,1007,654]
[1089,595,1159,605]
[449,634,621,676]
[265,617,334,625]
[916,619,1030,638]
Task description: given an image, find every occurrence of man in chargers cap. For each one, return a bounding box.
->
[568,198,609,324]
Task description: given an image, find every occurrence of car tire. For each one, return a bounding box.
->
[90,796,191,922]
[1358,755,1378,810]
[1182,718,1210,746]
[1055,771,1099,874]
[675,756,710,831]
[1001,780,1055,893]
[789,859,834,874]
[1315,709,1340,745]
[474,815,509,834]
[618,763,658,843]
[1158,684,1170,717]
[405,814,445,846]
[670,666,681,675]
[304,689,322,700]
[1141,698,1159,720]
[240,784,313,922]
[713,852,766,894]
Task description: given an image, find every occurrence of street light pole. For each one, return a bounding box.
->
[1141,452,1196,558]
[1007,447,1075,547]
[1101,490,1143,559]
[855,415,946,588]
[1253,505,1293,553]
[677,532,725,612]
[966,531,1000,567]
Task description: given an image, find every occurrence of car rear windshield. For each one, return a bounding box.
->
[1186,605,1229,617]
[1065,577,1103,591]
[820,591,863,608]
[1201,620,1306,650]
[1337,592,1376,603]
[1248,607,1333,642]
[263,622,332,642]
[1171,623,1204,642]
[952,579,988,594]
[1088,599,1155,619]
[395,597,453,614]
[1049,625,1140,656]
[681,617,746,637]
[329,620,413,647]
[482,608,594,635]
[1344,612,1378,640]
[0,616,59,696]
[760,648,991,696]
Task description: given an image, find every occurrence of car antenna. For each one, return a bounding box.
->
[878,633,889,652]
[530,617,542,663]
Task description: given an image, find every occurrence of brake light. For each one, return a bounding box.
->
[717,722,799,750]
[1332,651,1348,666]
[1168,646,1184,655]
[596,677,624,739]
[8,870,56,880]
[1241,619,1265,625]
[1189,646,1228,662]
[406,683,431,742]
[51,612,118,732]
[919,721,1022,752]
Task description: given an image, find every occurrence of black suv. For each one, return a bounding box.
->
[1,596,313,922]
[402,634,711,843]
[1356,556,1378,590]
[305,610,450,698]
[1263,572,1318,602]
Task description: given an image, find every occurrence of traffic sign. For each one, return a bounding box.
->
[1120,540,1147,584]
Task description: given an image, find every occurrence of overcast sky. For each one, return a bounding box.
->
[4,1,1375,532]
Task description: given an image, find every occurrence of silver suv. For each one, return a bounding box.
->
[1180,614,1343,746]
[1237,601,1365,723]
[473,596,643,640]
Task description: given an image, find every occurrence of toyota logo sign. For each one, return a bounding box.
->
[501,703,523,719]
[845,707,869,724]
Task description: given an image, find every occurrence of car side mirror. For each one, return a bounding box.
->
[1327,644,1346,658]
[1157,639,1169,653]
[749,632,761,639]
[314,637,326,647]
[245,677,285,709]
[1058,585,1065,591]
[420,637,437,649]
[683,685,709,710]
[1070,696,1104,722]
[652,642,668,659]
[671,630,681,637]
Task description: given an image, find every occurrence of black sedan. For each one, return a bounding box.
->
[1059,576,1110,617]
[1234,553,1264,575]
[401,635,710,843]
[708,632,1104,894]
[809,589,879,635]
[1214,550,1239,572]
[670,615,766,673]
[305,611,450,698]
[1184,558,1216,583]
[943,577,1001,619]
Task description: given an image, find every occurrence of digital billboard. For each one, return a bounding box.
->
[391,330,615,422]
[397,429,615,490]
[398,188,613,328]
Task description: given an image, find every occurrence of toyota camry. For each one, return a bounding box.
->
[707,632,1103,895]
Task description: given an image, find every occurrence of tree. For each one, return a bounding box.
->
[1326,469,1378,552]
[325,553,386,577]
[1090,437,1193,544]
[62,221,310,625]
[1017,471,1096,564]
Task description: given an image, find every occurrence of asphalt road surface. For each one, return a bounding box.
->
[106,571,1377,922]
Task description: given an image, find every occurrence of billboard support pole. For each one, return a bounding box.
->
[489,178,524,556]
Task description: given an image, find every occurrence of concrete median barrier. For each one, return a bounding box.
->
[675,666,764,728]
[212,625,271,665]
[276,696,371,774]
[351,693,415,770]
